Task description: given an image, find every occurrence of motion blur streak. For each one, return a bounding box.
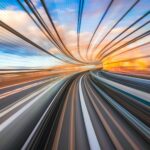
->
[0,0,150,150]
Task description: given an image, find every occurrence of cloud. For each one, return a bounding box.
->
[0,7,64,68]
[5,5,18,10]
[53,23,93,58]
[0,8,55,52]
[0,52,61,69]
[32,0,39,6]
[0,6,94,62]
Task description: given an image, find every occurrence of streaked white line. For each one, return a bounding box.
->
[0,78,55,99]
[93,85,150,139]
[0,81,59,132]
[79,76,101,150]
[22,81,68,150]
[93,73,150,103]
[0,83,53,117]
[0,76,55,90]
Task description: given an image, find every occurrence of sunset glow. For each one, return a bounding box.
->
[0,0,149,77]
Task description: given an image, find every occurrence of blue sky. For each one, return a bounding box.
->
[0,0,150,69]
